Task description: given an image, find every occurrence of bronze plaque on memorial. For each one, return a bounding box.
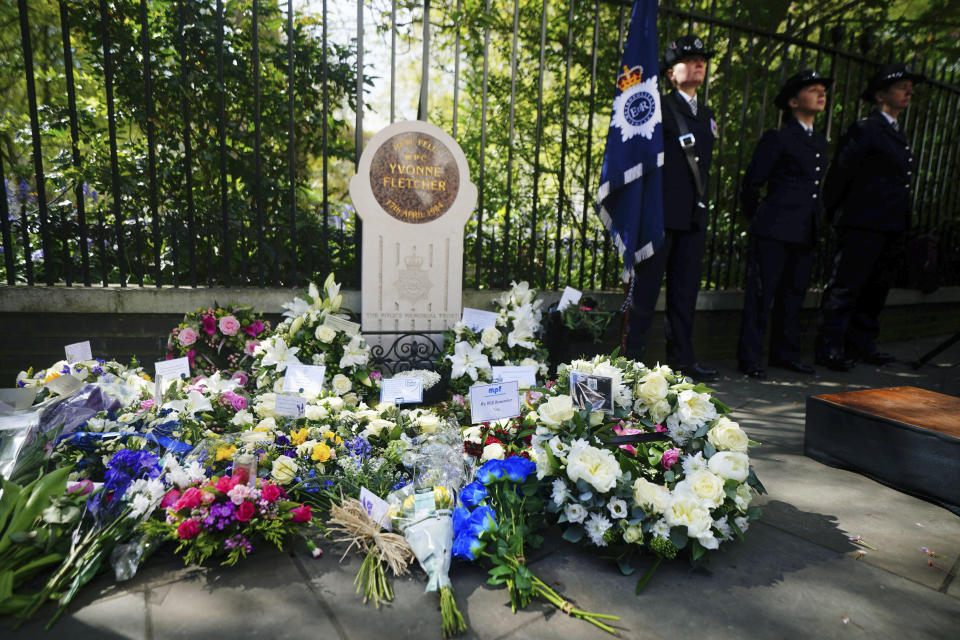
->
[369,132,461,224]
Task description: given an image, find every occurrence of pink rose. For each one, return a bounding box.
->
[661,448,681,470]
[177,519,201,539]
[178,327,198,346]
[67,479,94,496]
[244,341,259,355]
[289,504,312,523]
[160,489,181,509]
[229,394,247,411]
[231,370,249,386]
[216,475,238,494]
[219,315,240,335]
[141,398,155,410]
[201,314,217,336]
[174,487,203,511]
[235,501,255,522]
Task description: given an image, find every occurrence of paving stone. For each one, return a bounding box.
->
[4,591,147,639]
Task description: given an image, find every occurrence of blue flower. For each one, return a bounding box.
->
[476,460,505,485]
[501,456,536,483]
[452,532,486,561]
[460,481,488,508]
[452,506,472,535]
[468,505,498,535]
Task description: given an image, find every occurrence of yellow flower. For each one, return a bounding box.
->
[140,373,152,382]
[433,485,451,509]
[290,428,309,445]
[44,371,62,383]
[402,494,416,510]
[216,445,237,461]
[323,430,336,441]
[311,442,331,462]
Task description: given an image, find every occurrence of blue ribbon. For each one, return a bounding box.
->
[57,430,193,456]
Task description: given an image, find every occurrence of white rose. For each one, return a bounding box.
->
[271,455,298,484]
[520,357,539,369]
[480,326,502,348]
[623,524,643,544]
[680,470,726,507]
[649,399,672,425]
[240,429,274,444]
[564,502,587,524]
[637,372,669,406]
[734,483,753,511]
[707,417,749,453]
[462,426,483,444]
[342,392,359,406]
[256,417,277,431]
[664,493,712,539]
[315,325,337,343]
[231,410,255,427]
[417,413,441,434]
[588,411,605,427]
[490,346,504,361]
[377,402,396,415]
[321,396,345,412]
[566,441,622,493]
[632,478,671,513]
[297,440,319,457]
[481,442,505,462]
[675,389,718,427]
[304,404,329,421]
[537,395,576,428]
[365,419,394,438]
[707,451,750,482]
[331,374,352,395]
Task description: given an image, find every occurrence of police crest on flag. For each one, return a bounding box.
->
[611,65,661,142]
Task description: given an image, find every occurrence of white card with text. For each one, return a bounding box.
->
[491,366,537,388]
[469,380,521,424]
[64,341,92,363]
[380,377,424,405]
[283,363,326,395]
[274,393,306,418]
[155,357,191,383]
[322,314,361,336]
[460,308,499,332]
[556,286,582,312]
[359,487,393,531]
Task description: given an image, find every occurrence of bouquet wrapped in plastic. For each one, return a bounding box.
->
[387,425,472,637]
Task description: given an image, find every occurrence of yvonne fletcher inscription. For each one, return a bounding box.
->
[370,132,460,224]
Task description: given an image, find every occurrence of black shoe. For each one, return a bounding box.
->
[672,362,718,380]
[814,353,856,372]
[769,359,816,375]
[859,351,895,365]
[738,364,767,379]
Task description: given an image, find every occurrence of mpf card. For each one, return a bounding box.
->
[380,377,423,405]
[322,314,361,336]
[274,393,306,418]
[359,487,392,531]
[469,380,521,424]
[64,341,92,363]
[491,365,537,388]
[155,357,191,383]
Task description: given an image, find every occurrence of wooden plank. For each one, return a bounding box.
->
[811,386,960,438]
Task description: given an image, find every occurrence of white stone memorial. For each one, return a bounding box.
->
[350,121,477,335]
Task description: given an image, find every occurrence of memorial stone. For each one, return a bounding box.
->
[350,121,477,336]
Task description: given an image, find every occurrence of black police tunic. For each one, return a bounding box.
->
[661,90,715,230]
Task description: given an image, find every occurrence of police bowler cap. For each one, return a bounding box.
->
[774,69,833,109]
[861,63,925,102]
[662,35,714,70]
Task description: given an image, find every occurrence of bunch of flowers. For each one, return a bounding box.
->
[461,407,539,463]
[252,274,379,404]
[529,355,765,589]
[166,304,268,381]
[16,357,148,397]
[438,281,549,395]
[452,457,620,634]
[141,461,314,566]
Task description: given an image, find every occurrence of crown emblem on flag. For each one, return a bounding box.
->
[616,65,644,92]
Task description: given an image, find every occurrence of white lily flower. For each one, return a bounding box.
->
[260,337,301,372]
[446,341,491,381]
[163,389,213,417]
[282,296,311,319]
[339,335,370,369]
[195,371,238,395]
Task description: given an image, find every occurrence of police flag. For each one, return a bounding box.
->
[596,0,663,281]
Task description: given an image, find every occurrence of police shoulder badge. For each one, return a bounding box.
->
[711,117,718,138]
[611,65,661,142]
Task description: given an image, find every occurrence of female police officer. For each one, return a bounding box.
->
[736,70,831,379]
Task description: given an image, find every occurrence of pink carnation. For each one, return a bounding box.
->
[228,483,256,505]
[661,448,681,470]
[201,314,217,336]
[289,504,312,523]
[261,484,284,502]
[219,315,240,335]
[141,398,155,410]
[178,327,198,346]
[216,475,239,494]
[177,519,201,539]
[231,370,249,386]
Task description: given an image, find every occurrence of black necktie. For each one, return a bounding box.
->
[689,98,697,116]
[891,120,900,132]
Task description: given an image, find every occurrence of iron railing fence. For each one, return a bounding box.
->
[2,0,958,293]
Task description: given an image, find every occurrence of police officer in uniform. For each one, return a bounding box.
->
[736,70,831,379]
[626,35,717,380]
[815,63,924,371]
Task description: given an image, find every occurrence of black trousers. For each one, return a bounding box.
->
[626,227,705,366]
[816,228,903,358]
[737,235,813,367]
